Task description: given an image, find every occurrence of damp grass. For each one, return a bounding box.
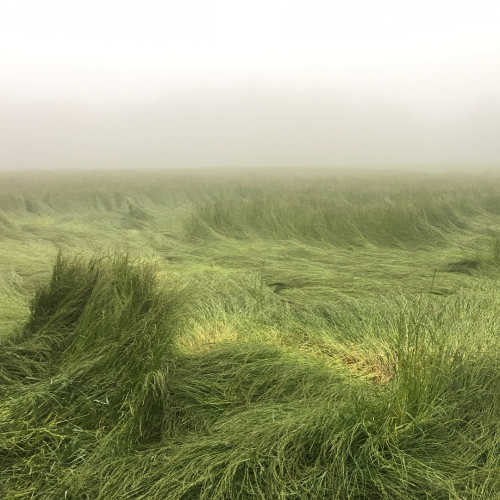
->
[2,168,500,498]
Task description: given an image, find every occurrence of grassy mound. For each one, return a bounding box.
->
[2,253,500,498]
[0,253,188,497]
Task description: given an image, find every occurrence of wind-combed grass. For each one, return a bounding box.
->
[3,169,500,498]
[0,252,189,495]
[185,189,481,248]
[2,253,500,498]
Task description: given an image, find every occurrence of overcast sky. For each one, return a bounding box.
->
[1,0,500,169]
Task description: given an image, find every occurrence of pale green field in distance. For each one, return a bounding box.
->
[2,168,500,499]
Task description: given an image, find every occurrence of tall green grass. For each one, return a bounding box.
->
[2,253,500,498]
[2,169,500,498]
[0,253,188,493]
[1,168,499,251]
[186,193,477,247]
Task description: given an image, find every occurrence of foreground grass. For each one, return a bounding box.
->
[2,168,500,498]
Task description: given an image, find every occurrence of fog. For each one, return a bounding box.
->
[1,85,500,170]
[2,1,500,170]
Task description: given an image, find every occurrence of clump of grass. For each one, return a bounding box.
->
[0,252,98,388]
[0,252,189,496]
[184,189,476,248]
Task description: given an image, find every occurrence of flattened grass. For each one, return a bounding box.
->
[2,169,500,498]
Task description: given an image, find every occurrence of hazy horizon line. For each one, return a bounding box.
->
[2,85,500,170]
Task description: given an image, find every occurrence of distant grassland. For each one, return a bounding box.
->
[2,168,500,498]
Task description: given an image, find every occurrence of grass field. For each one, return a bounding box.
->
[2,167,500,499]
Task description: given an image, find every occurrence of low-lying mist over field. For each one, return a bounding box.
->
[1,84,500,169]
[4,1,500,497]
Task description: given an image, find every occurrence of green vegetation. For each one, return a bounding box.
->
[2,167,500,498]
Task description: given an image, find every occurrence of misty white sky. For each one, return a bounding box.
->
[1,0,500,168]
